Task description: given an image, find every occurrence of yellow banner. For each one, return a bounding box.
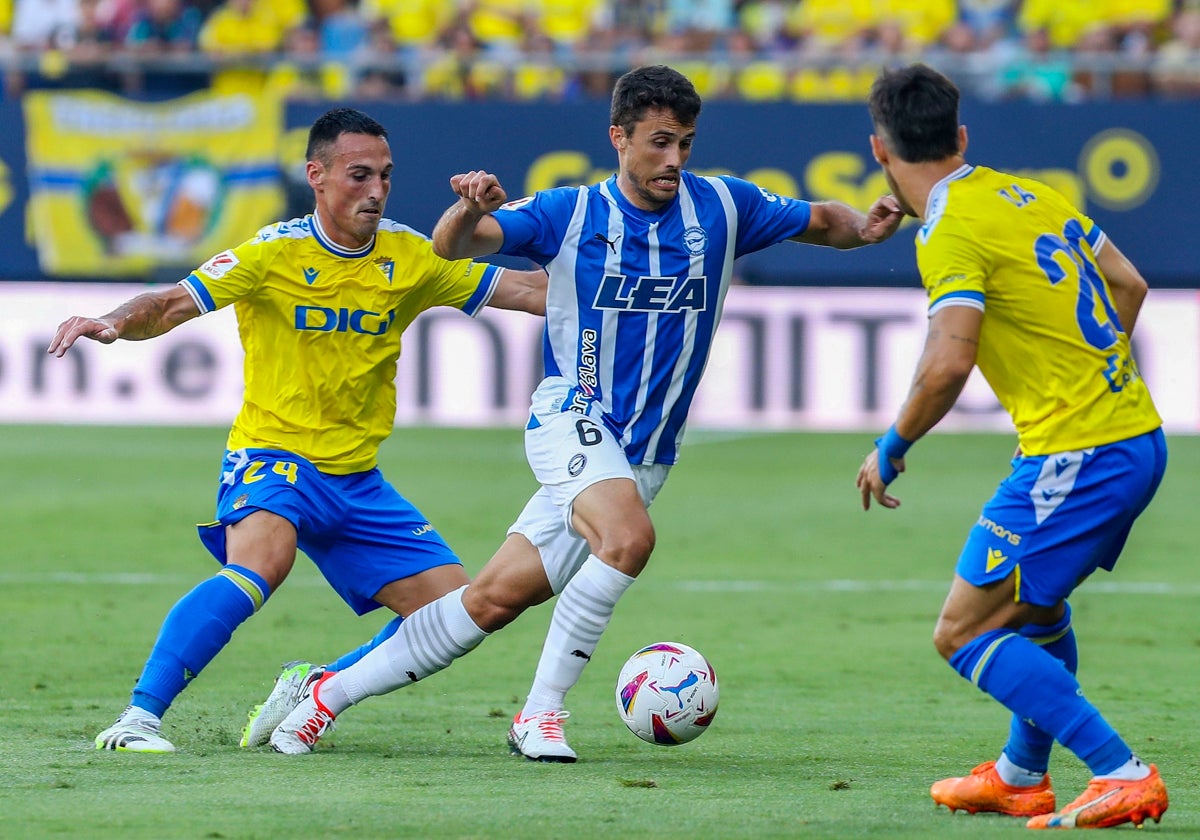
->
[23,90,283,276]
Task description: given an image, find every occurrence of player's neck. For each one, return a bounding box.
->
[312,207,374,252]
[898,156,967,221]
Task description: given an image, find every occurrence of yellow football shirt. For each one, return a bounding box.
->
[868,0,956,48]
[1017,0,1114,48]
[360,0,454,47]
[917,164,1160,455]
[539,0,603,45]
[180,212,502,473]
[197,0,287,94]
[786,0,874,46]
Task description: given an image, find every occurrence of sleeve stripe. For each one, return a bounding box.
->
[179,275,215,314]
[462,264,500,317]
[929,291,985,316]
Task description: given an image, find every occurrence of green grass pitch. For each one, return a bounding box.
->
[3,425,1196,838]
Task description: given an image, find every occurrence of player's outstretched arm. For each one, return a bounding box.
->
[487,268,548,316]
[857,304,981,511]
[47,284,200,357]
[796,196,904,249]
[1095,238,1148,337]
[431,170,508,260]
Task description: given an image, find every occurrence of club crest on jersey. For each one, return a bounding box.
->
[683,226,708,255]
[374,257,395,284]
[593,274,707,312]
[199,250,238,279]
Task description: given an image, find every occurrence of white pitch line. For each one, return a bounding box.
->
[674,579,1200,596]
[2,572,1199,596]
[680,429,771,447]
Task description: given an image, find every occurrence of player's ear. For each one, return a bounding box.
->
[306,159,323,190]
[957,125,968,156]
[610,124,626,152]
[869,134,887,165]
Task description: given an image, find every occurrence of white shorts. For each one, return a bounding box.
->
[509,377,671,592]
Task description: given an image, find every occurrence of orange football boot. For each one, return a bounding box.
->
[931,760,1056,817]
[1026,764,1168,829]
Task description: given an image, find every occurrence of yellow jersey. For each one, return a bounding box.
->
[360,0,454,47]
[1017,0,1113,49]
[917,164,1160,455]
[180,212,502,473]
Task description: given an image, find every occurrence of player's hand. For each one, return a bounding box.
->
[860,195,904,244]
[449,170,508,215]
[47,316,118,357]
[856,448,903,511]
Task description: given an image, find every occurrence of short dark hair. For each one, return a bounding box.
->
[610,65,702,136]
[306,108,388,164]
[868,64,960,163]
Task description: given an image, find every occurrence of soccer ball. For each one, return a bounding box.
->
[615,642,719,745]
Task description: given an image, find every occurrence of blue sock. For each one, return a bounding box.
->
[1004,603,1078,774]
[130,565,270,718]
[324,615,404,672]
[950,627,1131,776]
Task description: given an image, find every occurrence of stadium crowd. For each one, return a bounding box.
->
[2,0,1198,101]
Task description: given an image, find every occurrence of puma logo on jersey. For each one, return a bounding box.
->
[593,274,707,312]
[593,232,621,254]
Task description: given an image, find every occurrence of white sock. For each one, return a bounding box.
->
[996,752,1045,787]
[327,585,487,713]
[1096,755,1151,782]
[521,555,635,718]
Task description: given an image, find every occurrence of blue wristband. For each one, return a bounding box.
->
[874,425,913,485]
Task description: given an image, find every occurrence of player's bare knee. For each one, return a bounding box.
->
[932,617,966,661]
[461,586,511,631]
[461,578,538,633]
[596,525,655,576]
[230,552,294,591]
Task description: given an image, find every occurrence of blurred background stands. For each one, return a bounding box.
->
[0,0,1194,102]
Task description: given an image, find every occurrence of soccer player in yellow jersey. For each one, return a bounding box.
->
[47,108,547,754]
[857,64,1168,830]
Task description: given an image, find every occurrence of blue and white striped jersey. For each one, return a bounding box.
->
[494,171,812,465]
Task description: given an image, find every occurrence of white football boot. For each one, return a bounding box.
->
[507,710,577,763]
[240,661,326,747]
[95,707,176,753]
[270,672,337,755]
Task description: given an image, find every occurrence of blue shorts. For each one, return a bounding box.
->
[956,428,1166,607]
[197,449,460,616]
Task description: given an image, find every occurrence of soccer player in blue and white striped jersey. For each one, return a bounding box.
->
[267,66,904,760]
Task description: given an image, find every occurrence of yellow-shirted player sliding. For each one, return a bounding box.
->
[48,107,547,754]
[857,63,1168,831]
